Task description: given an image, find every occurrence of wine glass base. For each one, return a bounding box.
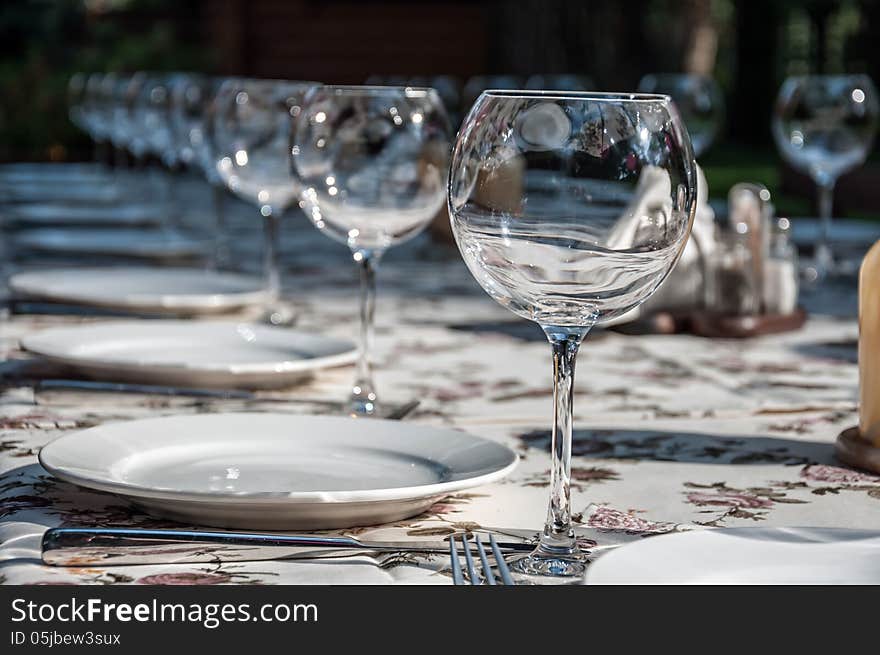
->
[510,550,587,579]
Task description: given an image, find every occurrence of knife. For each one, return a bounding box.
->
[41,527,533,567]
[33,381,420,419]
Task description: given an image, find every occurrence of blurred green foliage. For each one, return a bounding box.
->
[0,0,209,161]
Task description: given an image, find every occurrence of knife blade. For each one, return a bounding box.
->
[41,527,534,567]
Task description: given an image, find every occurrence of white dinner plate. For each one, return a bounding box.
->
[5,203,162,227]
[584,527,880,585]
[15,228,207,261]
[21,320,357,389]
[38,413,519,529]
[10,267,270,316]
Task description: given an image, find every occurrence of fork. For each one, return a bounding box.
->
[449,533,516,585]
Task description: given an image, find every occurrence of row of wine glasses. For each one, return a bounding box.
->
[365,73,728,159]
[68,73,453,417]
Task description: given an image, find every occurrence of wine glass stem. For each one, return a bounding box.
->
[211,185,228,271]
[538,325,589,557]
[262,210,281,300]
[351,249,382,415]
[816,180,835,273]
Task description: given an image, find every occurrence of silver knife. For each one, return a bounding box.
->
[42,527,533,567]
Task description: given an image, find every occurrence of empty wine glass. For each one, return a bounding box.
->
[110,72,151,168]
[291,85,451,415]
[170,74,229,267]
[134,73,188,229]
[212,78,320,324]
[448,91,697,578]
[638,74,723,158]
[772,74,879,278]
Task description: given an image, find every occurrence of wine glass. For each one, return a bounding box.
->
[637,73,724,158]
[170,74,229,268]
[772,75,879,278]
[133,73,187,229]
[448,91,697,578]
[291,85,451,415]
[212,78,320,324]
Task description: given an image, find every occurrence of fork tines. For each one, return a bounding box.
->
[450,533,515,585]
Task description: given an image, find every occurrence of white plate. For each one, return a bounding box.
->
[15,228,207,261]
[10,267,270,315]
[6,203,161,227]
[21,320,357,389]
[38,413,519,529]
[584,527,880,585]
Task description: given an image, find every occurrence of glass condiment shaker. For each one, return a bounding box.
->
[705,220,761,315]
[763,216,799,315]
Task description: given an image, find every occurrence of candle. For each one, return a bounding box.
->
[859,240,880,446]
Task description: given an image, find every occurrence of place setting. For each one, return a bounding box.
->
[4,1,880,598]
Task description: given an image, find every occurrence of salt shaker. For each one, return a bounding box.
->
[705,221,761,315]
[763,217,799,315]
[728,183,771,313]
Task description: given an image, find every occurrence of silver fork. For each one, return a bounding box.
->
[449,533,516,585]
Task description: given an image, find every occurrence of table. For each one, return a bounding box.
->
[1,202,877,585]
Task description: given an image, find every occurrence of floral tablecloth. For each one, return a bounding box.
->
[1,194,877,585]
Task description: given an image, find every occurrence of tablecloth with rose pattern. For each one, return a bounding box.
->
[1,200,876,585]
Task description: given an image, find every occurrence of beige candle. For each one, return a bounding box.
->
[859,240,880,445]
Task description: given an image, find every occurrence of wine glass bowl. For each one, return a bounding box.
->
[169,74,209,168]
[291,85,451,415]
[293,85,450,253]
[450,91,696,328]
[211,78,320,324]
[448,90,697,578]
[214,79,317,214]
[773,75,878,185]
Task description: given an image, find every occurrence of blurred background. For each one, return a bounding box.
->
[1,0,878,217]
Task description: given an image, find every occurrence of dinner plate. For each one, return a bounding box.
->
[584,527,880,585]
[38,413,519,529]
[5,203,162,228]
[21,320,357,389]
[10,267,270,316]
[15,228,207,261]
